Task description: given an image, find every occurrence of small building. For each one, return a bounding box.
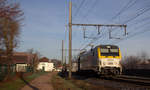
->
[0,52,38,72]
[37,57,54,71]
[13,55,28,72]
[13,52,38,72]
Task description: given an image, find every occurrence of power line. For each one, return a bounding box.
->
[104,4,150,44]
[123,7,150,24]
[81,0,99,22]
[110,6,150,41]
[104,0,138,43]
[111,0,138,21]
[101,0,138,44]
[110,16,150,44]
[73,0,150,54]
[73,0,100,51]
[73,0,85,19]
[77,0,104,50]
[112,27,150,44]
[81,1,150,49]
[72,0,89,52]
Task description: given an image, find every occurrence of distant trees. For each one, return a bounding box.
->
[27,48,42,73]
[0,0,23,77]
[121,52,150,76]
[51,59,61,68]
[121,52,149,70]
[121,55,140,69]
[139,51,149,61]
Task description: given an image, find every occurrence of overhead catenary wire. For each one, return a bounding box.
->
[110,18,150,44]
[81,0,99,22]
[104,3,150,44]
[111,0,138,21]
[71,0,150,56]
[72,0,101,52]
[101,0,138,43]
[91,0,139,45]
[73,0,85,19]
[111,27,150,44]
[77,0,104,51]
[108,6,150,44]
[71,0,89,54]
[81,0,150,50]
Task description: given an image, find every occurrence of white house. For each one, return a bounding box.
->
[37,57,54,71]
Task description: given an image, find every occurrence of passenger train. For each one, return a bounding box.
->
[78,45,122,75]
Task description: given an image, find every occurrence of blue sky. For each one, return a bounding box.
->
[16,0,150,60]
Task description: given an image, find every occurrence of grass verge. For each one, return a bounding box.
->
[51,73,81,90]
[0,72,48,90]
[51,72,114,90]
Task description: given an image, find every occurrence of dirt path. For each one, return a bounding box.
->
[21,72,54,90]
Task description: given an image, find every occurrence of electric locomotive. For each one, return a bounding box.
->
[78,45,122,75]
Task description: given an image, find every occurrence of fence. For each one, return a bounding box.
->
[0,64,34,81]
[0,64,16,81]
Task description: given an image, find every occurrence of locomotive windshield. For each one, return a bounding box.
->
[100,45,119,56]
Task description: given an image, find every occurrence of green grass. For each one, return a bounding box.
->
[0,72,48,90]
[51,74,81,90]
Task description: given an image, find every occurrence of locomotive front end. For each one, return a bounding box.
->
[97,45,122,75]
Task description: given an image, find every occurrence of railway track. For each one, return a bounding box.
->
[82,75,150,89]
[111,75,150,86]
[73,72,150,86]
[70,72,150,89]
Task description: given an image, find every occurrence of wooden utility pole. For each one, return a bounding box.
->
[69,0,72,79]
[62,40,64,66]
[64,48,66,65]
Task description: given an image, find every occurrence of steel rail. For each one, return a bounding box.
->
[111,75,150,86]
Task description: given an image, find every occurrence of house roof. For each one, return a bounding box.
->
[0,52,37,64]
[12,55,28,64]
[39,57,49,62]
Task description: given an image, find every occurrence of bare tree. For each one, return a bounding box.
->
[122,56,140,70]
[139,51,149,61]
[0,0,23,78]
[32,53,39,73]
[122,51,150,70]
[27,48,41,73]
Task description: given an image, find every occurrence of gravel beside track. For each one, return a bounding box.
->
[72,72,150,90]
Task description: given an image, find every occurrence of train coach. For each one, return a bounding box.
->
[78,45,122,75]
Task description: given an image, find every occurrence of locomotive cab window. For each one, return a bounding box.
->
[100,45,119,56]
[110,49,118,53]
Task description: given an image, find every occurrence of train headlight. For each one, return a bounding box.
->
[115,61,120,66]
